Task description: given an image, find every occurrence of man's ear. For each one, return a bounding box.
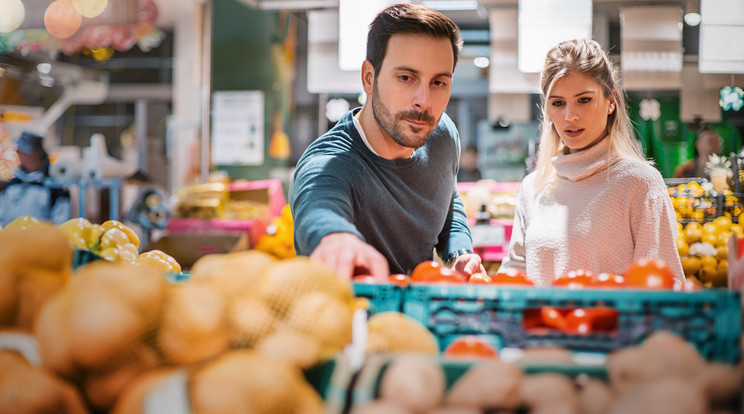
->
[361,60,375,95]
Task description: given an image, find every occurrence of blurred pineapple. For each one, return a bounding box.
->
[705,154,733,194]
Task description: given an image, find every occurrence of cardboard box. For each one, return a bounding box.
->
[145,233,249,270]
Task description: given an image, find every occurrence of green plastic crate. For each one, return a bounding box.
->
[352,283,404,314]
[402,285,742,364]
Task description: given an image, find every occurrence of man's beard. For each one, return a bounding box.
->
[371,82,437,149]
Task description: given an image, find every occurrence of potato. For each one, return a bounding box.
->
[365,312,438,355]
[110,368,177,414]
[578,378,613,414]
[14,268,67,331]
[255,326,323,369]
[379,355,445,413]
[33,295,76,379]
[191,250,276,299]
[641,331,705,379]
[608,377,706,414]
[286,292,352,351]
[229,296,277,347]
[519,346,574,364]
[446,360,523,410]
[427,406,480,414]
[0,224,72,273]
[0,268,17,325]
[697,362,744,407]
[0,350,88,414]
[520,373,578,411]
[351,400,413,414]
[158,282,231,365]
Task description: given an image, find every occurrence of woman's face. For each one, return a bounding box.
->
[547,72,615,153]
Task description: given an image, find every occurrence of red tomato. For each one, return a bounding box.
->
[540,306,568,330]
[564,309,592,334]
[676,277,703,292]
[584,308,619,332]
[410,261,444,282]
[388,273,409,287]
[444,336,498,359]
[490,269,534,286]
[428,266,467,284]
[468,272,493,284]
[588,272,625,288]
[624,258,675,290]
[553,269,595,289]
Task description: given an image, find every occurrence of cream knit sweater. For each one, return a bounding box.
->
[499,138,685,286]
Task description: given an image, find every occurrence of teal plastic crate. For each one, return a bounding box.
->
[352,283,404,314]
[304,355,352,414]
[72,248,104,270]
[402,285,742,364]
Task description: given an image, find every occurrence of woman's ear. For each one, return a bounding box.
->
[361,60,375,95]
[608,91,618,114]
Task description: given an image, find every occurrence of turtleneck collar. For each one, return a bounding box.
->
[551,137,616,182]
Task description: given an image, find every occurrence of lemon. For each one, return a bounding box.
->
[713,261,728,287]
[685,222,702,232]
[713,216,733,233]
[716,246,729,261]
[701,232,717,246]
[717,231,732,249]
[699,265,718,283]
[676,237,689,257]
[730,224,744,237]
[684,226,703,245]
[703,222,718,235]
[700,255,718,269]
[681,256,702,277]
[676,222,683,233]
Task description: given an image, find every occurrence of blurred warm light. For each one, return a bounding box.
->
[0,0,25,33]
[44,0,82,39]
[72,0,108,18]
[89,47,114,61]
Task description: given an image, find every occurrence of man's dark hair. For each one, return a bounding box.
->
[366,4,463,77]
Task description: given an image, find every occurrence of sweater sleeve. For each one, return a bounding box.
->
[289,154,364,255]
[629,171,686,285]
[436,182,473,259]
[498,181,528,275]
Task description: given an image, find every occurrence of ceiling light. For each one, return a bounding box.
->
[473,56,490,68]
[37,63,52,74]
[684,12,702,26]
[422,1,478,11]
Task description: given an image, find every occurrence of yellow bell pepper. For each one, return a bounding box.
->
[100,228,131,250]
[137,250,181,273]
[117,243,139,262]
[5,216,45,230]
[101,220,140,248]
[57,218,93,250]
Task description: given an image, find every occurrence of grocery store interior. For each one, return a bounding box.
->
[1,0,744,412]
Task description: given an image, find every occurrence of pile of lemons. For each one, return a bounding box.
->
[677,215,743,287]
[670,182,743,222]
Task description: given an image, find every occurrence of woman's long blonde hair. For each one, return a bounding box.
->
[534,39,648,191]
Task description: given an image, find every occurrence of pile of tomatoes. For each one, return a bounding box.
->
[353,258,689,291]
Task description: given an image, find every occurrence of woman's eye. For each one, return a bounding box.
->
[579,97,592,103]
[551,100,564,107]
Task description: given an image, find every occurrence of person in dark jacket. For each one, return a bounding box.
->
[0,131,70,226]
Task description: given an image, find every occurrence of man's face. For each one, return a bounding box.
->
[368,33,454,149]
[18,151,44,173]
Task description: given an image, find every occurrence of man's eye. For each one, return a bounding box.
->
[399,75,411,81]
[433,80,448,87]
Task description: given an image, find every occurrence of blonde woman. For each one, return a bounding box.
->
[498,39,684,286]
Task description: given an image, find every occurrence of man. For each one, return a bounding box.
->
[289,4,484,280]
[673,129,723,178]
[0,131,70,226]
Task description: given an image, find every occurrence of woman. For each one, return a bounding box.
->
[498,39,684,286]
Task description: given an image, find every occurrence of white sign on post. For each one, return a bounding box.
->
[211,91,265,166]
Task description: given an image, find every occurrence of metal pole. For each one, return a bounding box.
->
[135,99,148,173]
[200,0,214,183]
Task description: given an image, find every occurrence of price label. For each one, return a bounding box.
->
[471,223,505,247]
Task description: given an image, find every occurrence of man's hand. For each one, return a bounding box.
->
[310,233,390,281]
[451,253,486,276]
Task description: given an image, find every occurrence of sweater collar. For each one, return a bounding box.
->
[551,137,615,182]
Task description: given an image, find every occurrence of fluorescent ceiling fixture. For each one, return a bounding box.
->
[518,0,593,73]
[338,0,397,71]
[473,56,490,68]
[684,12,702,26]
[37,63,52,74]
[422,1,478,11]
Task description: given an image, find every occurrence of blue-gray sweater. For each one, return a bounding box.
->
[289,108,472,274]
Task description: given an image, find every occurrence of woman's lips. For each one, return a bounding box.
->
[564,128,584,138]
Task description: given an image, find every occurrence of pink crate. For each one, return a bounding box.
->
[228,178,286,219]
[166,218,268,248]
[468,218,513,262]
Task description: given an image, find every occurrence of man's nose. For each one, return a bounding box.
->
[412,84,432,111]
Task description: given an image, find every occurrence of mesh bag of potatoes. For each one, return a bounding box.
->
[111,349,324,414]
[27,251,356,412]
[0,222,73,332]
